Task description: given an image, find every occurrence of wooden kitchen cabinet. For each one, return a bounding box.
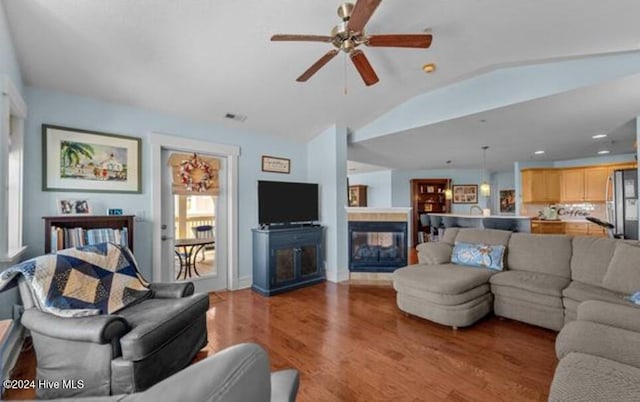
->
[531,220,565,234]
[564,222,589,236]
[521,169,560,203]
[561,169,585,202]
[561,167,612,202]
[584,167,609,202]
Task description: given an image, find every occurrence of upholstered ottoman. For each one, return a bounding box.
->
[549,352,640,402]
[393,264,494,328]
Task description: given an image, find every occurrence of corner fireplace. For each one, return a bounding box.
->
[348,221,408,273]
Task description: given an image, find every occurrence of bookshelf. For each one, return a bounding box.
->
[410,179,451,245]
[43,215,135,254]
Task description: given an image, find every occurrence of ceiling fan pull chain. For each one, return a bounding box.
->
[344,52,348,95]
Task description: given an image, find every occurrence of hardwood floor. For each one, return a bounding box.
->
[4,282,558,401]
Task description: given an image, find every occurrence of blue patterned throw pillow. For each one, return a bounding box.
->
[451,242,505,271]
[629,291,640,305]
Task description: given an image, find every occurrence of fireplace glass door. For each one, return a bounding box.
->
[349,221,408,272]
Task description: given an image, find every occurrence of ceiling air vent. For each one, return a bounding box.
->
[224,113,247,122]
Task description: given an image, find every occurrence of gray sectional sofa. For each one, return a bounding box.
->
[393,228,640,401]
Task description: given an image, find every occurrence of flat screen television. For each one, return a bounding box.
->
[258,181,319,225]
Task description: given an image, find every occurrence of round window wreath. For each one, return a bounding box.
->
[179,154,213,192]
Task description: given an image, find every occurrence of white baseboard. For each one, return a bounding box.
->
[326,269,350,283]
[0,320,25,395]
[237,276,252,290]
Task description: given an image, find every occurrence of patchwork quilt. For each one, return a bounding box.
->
[0,242,150,317]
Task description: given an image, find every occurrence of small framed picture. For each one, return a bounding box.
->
[261,155,290,174]
[58,199,91,215]
[452,185,478,204]
[107,208,124,216]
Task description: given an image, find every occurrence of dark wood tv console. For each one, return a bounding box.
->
[251,225,325,296]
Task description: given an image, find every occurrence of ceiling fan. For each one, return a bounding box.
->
[271,0,432,87]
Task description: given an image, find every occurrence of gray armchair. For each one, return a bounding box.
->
[17,278,209,399]
[24,343,299,402]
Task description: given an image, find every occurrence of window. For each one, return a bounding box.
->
[0,77,27,267]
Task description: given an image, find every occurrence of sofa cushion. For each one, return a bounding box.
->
[602,242,640,295]
[397,292,492,328]
[562,281,629,308]
[454,228,512,247]
[578,300,640,334]
[507,233,572,278]
[491,284,563,308]
[416,242,453,265]
[549,352,640,402]
[441,228,459,245]
[556,321,640,370]
[396,282,490,306]
[117,293,209,361]
[570,237,618,287]
[393,264,495,294]
[451,242,505,270]
[494,294,565,330]
[490,271,570,297]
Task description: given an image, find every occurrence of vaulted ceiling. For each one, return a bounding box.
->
[5,0,640,171]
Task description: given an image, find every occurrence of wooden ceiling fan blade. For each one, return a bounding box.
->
[296,50,340,82]
[350,50,379,86]
[347,0,381,33]
[271,34,333,43]
[367,34,433,48]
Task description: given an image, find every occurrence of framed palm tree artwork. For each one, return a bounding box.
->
[42,125,141,193]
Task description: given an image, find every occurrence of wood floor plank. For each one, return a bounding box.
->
[3,282,557,401]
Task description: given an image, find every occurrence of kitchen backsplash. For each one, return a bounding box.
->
[521,203,606,221]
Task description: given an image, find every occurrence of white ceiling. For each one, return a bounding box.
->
[5,0,640,168]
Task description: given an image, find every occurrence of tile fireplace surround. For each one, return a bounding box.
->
[346,208,412,274]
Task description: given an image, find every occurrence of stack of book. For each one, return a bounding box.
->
[50,227,129,252]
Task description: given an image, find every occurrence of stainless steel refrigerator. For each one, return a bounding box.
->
[606,169,639,240]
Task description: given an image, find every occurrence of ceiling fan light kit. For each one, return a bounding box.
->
[271,0,433,87]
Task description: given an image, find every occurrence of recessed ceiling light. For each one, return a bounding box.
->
[422,63,436,73]
[592,134,607,139]
[534,150,545,155]
[597,150,610,155]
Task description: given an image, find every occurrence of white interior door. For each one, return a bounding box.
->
[160,148,228,292]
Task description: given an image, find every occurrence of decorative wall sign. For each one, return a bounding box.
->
[42,125,141,193]
[452,185,478,204]
[261,155,290,174]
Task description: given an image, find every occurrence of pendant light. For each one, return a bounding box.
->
[480,146,491,197]
[444,160,453,200]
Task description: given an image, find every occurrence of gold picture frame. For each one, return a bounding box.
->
[261,155,290,174]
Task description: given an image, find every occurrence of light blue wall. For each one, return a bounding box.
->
[0,3,23,92]
[23,87,308,280]
[552,153,636,168]
[307,125,348,282]
[390,169,490,213]
[348,170,392,207]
